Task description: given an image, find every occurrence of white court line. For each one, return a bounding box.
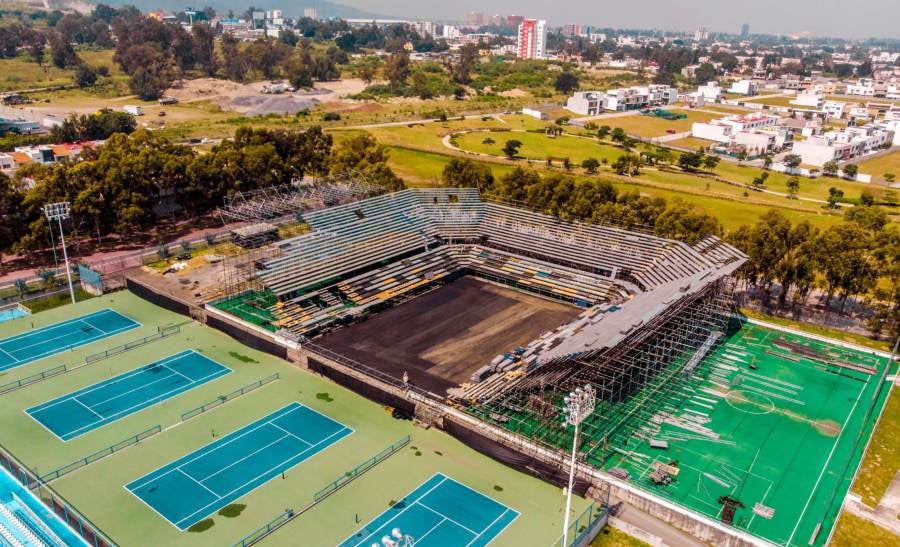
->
[28,351,197,413]
[414,517,451,545]
[172,425,351,529]
[418,501,479,535]
[467,509,511,547]
[73,398,104,420]
[127,404,304,491]
[192,433,291,485]
[177,469,220,498]
[0,346,18,366]
[785,380,866,546]
[269,422,313,446]
[343,476,450,547]
[58,366,229,441]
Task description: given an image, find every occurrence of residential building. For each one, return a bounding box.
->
[303,7,316,19]
[566,85,677,114]
[694,26,708,41]
[507,15,524,27]
[442,25,460,40]
[791,125,895,166]
[219,18,252,34]
[846,78,877,97]
[697,81,723,100]
[791,92,823,108]
[517,19,547,60]
[692,113,782,143]
[412,21,435,38]
[563,24,581,38]
[740,23,749,38]
[728,80,758,96]
[822,100,848,119]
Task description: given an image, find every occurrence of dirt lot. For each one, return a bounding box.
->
[317,276,578,394]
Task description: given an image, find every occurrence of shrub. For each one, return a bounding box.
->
[322,112,341,121]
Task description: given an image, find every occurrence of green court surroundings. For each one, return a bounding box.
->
[0,291,587,546]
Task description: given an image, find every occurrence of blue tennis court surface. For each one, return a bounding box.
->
[27,350,229,441]
[0,308,139,372]
[127,402,352,530]
[341,473,519,547]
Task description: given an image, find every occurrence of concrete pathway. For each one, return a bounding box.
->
[610,500,709,547]
[844,470,900,537]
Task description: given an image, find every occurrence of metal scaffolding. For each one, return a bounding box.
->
[467,278,738,467]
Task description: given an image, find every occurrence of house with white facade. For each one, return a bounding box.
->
[565,85,677,115]
[696,81,723,100]
[791,92,823,108]
[691,113,787,154]
[792,124,895,166]
[728,80,758,96]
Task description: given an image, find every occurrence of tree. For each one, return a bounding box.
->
[610,127,626,144]
[442,158,494,190]
[452,43,478,84]
[48,31,79,68]
[597,125,611,140]
[786,176,800,197]
[491,167,540,203]
[859,190,876,207]
[581,158,600,175]
[502,139,523,159]
[736,149,748,165]
[783,154,802,169]
[702,155,720,171]
[827,186,844,209]
[678,151,703,172]
[74,64,98,88]
[822,160,839,176]
[843,164,858,180]
[846,205,888,233]
[763,154,773,169]
[885,173,896,183]
[752,171,769,188]
[814,223,877,310]
[329,133,404,192]
[384,50,410,93]
[612,154,641,176]
[554,71,579,94]
[654,200,721,243]
[694,62,717,84]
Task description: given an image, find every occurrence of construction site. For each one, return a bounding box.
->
[114,175,895,547]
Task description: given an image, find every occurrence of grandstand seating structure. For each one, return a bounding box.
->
[217,187,745,382]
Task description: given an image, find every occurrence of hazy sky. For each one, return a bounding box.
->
[337,0,898,40]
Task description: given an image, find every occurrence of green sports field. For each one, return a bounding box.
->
[603,323,894,547]
[0,291,588,546]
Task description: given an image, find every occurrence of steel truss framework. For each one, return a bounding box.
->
[468,278,737,467]
[217,171,380,223]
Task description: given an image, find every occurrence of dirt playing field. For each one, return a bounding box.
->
[317,276,579,394]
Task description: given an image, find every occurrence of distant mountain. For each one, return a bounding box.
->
[94,0,395,20]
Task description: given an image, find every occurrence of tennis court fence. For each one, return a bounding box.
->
[549,504,608,547]
[0,442,116,547]
[0,365,66,395]
[232,435,411,547]
[40,426,162,483]
[85,324,181,364]
[181,373,280,422]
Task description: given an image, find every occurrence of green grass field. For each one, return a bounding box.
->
[857,150,900,182]
[603,111,720,138]
[0,292,587,546]
[455,131,623,164]
[601,322,894,547]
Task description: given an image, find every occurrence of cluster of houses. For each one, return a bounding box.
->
[565,85,678,115]
[0,141,102,174]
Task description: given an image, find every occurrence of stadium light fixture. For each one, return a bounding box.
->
[43,202,76,305]
[561,384,596,546]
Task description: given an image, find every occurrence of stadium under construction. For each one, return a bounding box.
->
[189,179,894,547]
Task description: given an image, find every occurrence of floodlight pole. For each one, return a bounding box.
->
[44,202,76,305]
[562,385,596,547]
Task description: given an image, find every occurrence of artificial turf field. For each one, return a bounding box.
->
[0,291,587,546]
[603,323,895,547]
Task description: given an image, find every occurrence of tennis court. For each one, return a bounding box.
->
[0,309,139,372]
[340,473,519,547]
[126,402,352,531]
[26,350,229,441]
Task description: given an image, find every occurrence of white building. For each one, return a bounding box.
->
[697,81,723,100]
[517,19,547,60]
[442,25,460,40]
[692,113,783,150]
[566,86,677,114]
[412,21,435,38]
[792,124,895,166]
[822,100,848,119]
[791,92,823,108]
[303,7,317,19]
[846,78,877,97]
[728,80,759,96]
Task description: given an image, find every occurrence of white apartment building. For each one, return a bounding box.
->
[412,21,435,38]
[517,19,547,60]
[442,25,460,40]
[792,125,895,166]
[692,113,783,145]
[846,78,877,97]
[696,81,723,100]
[791,92,823,108]
[565,86,678,115]
[822,100,848,119]
[728,80,758,96]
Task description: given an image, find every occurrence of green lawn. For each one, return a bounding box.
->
[0,49,120,92]
[851,389,900,507]
[831,512,898,547]
[0,291,588,546]
[454,131,623,164]
[590,525,651,547]
[858,150,900,183]
[605,110,720,137]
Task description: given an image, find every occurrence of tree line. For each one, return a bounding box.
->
[0,127,404,256]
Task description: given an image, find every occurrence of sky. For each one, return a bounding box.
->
[334,0,898,40]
